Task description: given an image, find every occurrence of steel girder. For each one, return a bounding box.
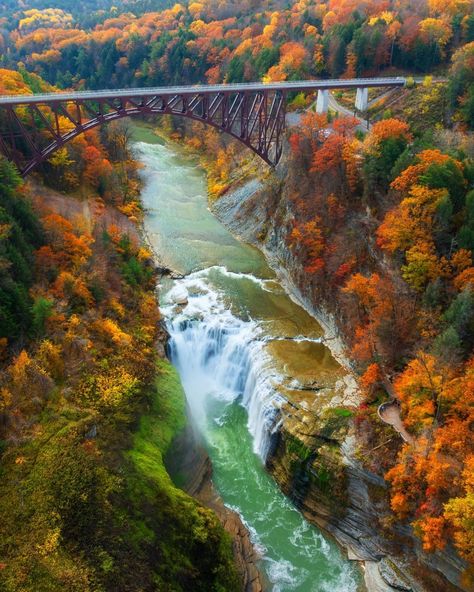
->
[0,88,286,175]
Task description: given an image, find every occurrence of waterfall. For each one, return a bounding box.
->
[163,267,285,461]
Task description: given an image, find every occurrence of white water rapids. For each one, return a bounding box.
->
[163,267,286,461]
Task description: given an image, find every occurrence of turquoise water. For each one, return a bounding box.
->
[136,137,362,592]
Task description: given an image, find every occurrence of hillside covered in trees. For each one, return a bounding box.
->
[284,104,474,566]
[0,0,473,590]
[0,0,473,92]
[0,70,239,591]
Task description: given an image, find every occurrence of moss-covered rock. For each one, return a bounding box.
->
[267,400,350,520]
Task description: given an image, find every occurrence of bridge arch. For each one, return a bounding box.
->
[0,88,286,176]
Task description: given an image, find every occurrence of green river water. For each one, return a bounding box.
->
[134,131,363,592]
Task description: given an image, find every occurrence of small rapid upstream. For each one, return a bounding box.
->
[135,132,362,592]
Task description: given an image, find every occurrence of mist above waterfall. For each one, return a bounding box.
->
[163,267,285,461]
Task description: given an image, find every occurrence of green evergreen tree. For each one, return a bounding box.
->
[0,158,43,340]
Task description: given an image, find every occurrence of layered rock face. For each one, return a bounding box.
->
[267,414,466,592]
[212,176,469,592]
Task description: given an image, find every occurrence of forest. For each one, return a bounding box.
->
[0,0,473,590]
[285,103,474,562]
[0,70,239,590]
[0,0,473,91]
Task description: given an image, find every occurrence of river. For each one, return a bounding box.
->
[134,132,362,592]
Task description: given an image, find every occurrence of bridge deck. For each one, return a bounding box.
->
[0,77,406,105]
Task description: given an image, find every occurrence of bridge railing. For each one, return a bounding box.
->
[0,77,407,104]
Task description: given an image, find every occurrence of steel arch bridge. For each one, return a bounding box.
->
[0,77,406,176]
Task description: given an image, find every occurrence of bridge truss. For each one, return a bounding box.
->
[0,78,407,175]
[0,87,286,175]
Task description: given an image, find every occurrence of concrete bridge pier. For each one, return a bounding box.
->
[316,89,329,113]
[355,87,368,112]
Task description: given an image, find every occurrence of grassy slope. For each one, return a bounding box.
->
[124,358,241,592]
[128,358,186,490]
[0,359,240,592]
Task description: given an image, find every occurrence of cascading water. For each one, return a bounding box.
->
[163,268,286,460]
[135,135,362,591]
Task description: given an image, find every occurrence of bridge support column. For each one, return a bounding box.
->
[316,89,329,114]
[355,87,368,112]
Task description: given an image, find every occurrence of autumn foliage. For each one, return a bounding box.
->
[0,0,472,100]
[0,0,473,582]
[277,92,474,574]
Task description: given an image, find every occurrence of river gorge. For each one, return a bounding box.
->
[134,133,363,592]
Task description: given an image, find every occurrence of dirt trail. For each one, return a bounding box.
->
[378,401,414,444]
